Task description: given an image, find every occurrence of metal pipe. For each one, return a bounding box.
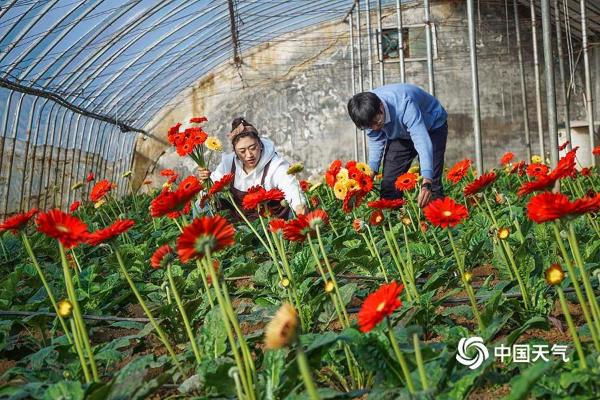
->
[70,118,92,205]
[424,0,435,95]
[541,0,559,169]
[35,104,58,209]
[376,0,385,86]
[58,113,79,209]
[514,0,532,161]
[350,11,359,161]
[64,115,83,206]
[0,91,15,194]
[396,0,406,82]
[530,0,546,158]
[26,99,50,209]
[2,93,25,216]
[111,133,127,192]
[19,97,40,212]
[467,0,483,175]
[80,120,99,202]
[125,135,138,196]
[43,109,68,210]
[554,0,572,151]
[356,1,367,162]
[365,0,374,89]
[580,0,596,166]
[101,129,117,183]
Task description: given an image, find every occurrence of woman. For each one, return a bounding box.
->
[198,117,305,219]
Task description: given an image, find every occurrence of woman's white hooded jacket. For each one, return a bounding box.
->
[210,137,305,209]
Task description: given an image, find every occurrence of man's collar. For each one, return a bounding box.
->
[381,97,391,124]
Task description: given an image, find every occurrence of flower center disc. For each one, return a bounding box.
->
[56,224,70,233]
[376,302,386,312]
[443,210,452,217]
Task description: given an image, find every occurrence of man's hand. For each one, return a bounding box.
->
[197,167,211,182]
[417,178,433,208]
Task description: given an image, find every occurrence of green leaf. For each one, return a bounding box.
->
[43,381,84,400]
[504,362,553,400]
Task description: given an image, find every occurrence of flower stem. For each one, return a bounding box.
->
[194,259,214,307]
[386,318,415,394]
[315,226,350,326]
[552,222,600,351]
[167,264,202,364]
[365,224,389,282]
[567,223,600,332]
[413,333,429,391]
[59,243,99,381]
[557,286,588,369]
[112,246,183,374]
[296,340,321,399]
[227,193,275,259]
[21,233,72,344]
[203,248,255,400]
[70,318,91,383]
[447,230,484,331]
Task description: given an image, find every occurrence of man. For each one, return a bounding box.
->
[347,83,448,208]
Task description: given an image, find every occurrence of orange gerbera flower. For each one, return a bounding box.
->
[0,208,38,235]
[86,172,95,182]
[423,197,469,228]
[369,209,384,226]
[242,186,285,211]
[527,192,600,223]
[394,172,419,191]
[269,218,286,233]
[69,201,81,213]
[358,281,404,333]
[447,159,472,183]
[342,189,367,213]
[207,173,234,197]
[89,179,113,202]
[283,215,311,242]
[189,116,208,124]
[36,209,89,249]
[176,215,235,263]
[500,152,514,165]
[86,219,135,246]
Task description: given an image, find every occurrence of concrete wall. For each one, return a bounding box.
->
[136,0,590,189]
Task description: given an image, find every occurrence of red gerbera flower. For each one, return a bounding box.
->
[325,160,342,187]
[558,140,570,151]
[463,172,496,196]
[189,116,208,124]
[166,201,191,219]
[580,167,592,176]
[306,209,329,230]
[0,208,38,235]
[368,198,406,210]
[69,201,81,213]
[369,209,384,226]
[177,215,235,263]
[500,152,514,165]
[550,147,578,180]
[310,196,319,207]
[395,172,418,191]
[89,179,113,202]
[36,209,89,249]
[358,281,404,333]
[342,189,367,213]
[186,127,208,146]
[423,197,469,228]
[269,218,286,233]
[593,145,600,156]
[527,192,600,223]
[151,244,175,269]
[283,215,311,242]
[357,173,373,193]
[526,163,549,178]
[161,169,176,177]
[86,172,95,182]
[207,173,234,197]
[242,187,285,211]
[178,176,203,199]
[510,161,526,176]
[299,180,310,193]
[150,190,185,218]
[346,160,357,170]
[447,159,472,184]
[86,219,135,246]
[517,174,555,197]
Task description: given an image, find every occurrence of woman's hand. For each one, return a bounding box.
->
[197,167,211,182]
[294,204,307,215]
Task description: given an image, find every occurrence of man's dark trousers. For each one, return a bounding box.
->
[380,122,448,200]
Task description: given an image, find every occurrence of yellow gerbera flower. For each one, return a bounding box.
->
[264,303,298,349]
[336,168,349,182]
[355,162,372,176]
[345,178,360,192]
[531,155,543,164]
[334,180,348,200]
[205,136,222,152]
